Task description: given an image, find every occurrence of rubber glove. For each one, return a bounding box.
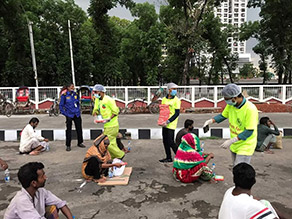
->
[203,119,214,128]
[220,137,238,149]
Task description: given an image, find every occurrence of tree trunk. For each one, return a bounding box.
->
[221,68,224,85]
[182,50,191,85]
[223,57,233,83]
[208,55,215,85]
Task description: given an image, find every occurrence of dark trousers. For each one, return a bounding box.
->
[85,157,107,179]
[162,127,178,159]
[66,115,83,146]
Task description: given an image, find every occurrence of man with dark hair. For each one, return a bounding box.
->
[19,117,49,155]
[256,117,280,154]
[203,84,258,166]
[175,119,194,146]
[59,83,86,151]
[219,163,286,219]
[4,162,73,219]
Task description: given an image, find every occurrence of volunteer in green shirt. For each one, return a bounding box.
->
[203,84,258,166]
[159,82,181,163]
[92,84,125,160]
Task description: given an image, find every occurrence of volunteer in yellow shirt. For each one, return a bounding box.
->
[160,83,181,163]
[203,83,258,166]
[92,84,125,159]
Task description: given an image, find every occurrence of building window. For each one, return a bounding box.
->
[217,9,222,12]
[234,9,239,12]
[234,18,239,22]
[241,18,245,22]
[224,18,227,22]
[241,3,245,7]
[234,13,239,17]
[234,3,239,7]
[228,38,232,42]
[241,13,245,17]
[241,8,245,12]
[224,14,227,17]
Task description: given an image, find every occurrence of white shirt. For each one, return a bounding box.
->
[19,124,44,152]
[219,187,278,219]
[4,188,66,219]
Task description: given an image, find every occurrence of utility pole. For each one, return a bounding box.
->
[68,20,76,86]
[28,21,39,110]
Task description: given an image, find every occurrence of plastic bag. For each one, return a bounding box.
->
[158,104,170,126]
[274,132,283,149]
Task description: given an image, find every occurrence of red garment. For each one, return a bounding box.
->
[173,162,207,183]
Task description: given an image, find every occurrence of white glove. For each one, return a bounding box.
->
[203,119,214,128]
[220,137,238,149]
[103,119,111,124]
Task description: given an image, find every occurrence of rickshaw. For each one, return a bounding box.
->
[14,86,35,114]
[77,85,94,114]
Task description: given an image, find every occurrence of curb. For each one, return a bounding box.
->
[0,128,289,141]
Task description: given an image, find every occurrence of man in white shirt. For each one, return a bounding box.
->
[219,163,287,219]
[19,117,49,155]
[4,162,73,219]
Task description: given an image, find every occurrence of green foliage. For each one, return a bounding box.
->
[239,63,258,79]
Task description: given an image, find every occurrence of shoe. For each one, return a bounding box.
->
[66,146,71,151]
[159,158,173,163]
[77,143,86,148]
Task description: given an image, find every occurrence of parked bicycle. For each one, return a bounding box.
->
[0,93,13,117]
[49,97,60,116]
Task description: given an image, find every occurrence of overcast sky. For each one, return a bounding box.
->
[74,0,260,64]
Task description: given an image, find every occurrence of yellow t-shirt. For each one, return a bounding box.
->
[161,96,181,130]
[222,100,258,155]
[93,95,119,128]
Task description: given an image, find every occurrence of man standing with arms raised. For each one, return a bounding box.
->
[203,84,258,166]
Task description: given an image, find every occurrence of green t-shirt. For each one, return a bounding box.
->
[161,96,181,130]
[222,100,258,155]
[93,95,119,128]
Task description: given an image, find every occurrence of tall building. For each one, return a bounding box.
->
[214,0,251,69]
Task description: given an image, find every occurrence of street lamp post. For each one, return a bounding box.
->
[68,20,76,86]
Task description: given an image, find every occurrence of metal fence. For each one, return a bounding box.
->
[1,85,292,109]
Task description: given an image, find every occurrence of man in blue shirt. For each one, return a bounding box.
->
[59,83,85,151]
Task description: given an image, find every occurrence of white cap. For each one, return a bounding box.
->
[167,82,178,90]
[93,84,106,92]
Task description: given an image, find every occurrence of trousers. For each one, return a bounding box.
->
[66,115,83,146]
[162,127,178,159]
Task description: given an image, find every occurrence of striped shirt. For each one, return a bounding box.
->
[219,187,278,219]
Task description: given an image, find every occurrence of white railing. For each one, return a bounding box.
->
[0,85,291,109]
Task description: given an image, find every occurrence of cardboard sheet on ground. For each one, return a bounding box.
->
[98,167,132,186]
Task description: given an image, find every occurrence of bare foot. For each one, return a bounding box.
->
[29,150,40,155]
[93,177,106,183]
[122,148,130,153]
[264,149,274,154]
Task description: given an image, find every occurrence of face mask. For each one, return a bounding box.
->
[94,94,101,99]
[225,99,237,106]
[170,90,177,96]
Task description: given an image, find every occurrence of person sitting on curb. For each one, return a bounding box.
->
[219,163,287,219]
[82,134,125,183]
[4,162,73,219]
[256,117,280,154]
[19,117,49,155]
[175,119,194,147]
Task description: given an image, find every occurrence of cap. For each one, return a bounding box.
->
[222,83,241,98]
[167,82,178,90]
[93,84,106,92]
